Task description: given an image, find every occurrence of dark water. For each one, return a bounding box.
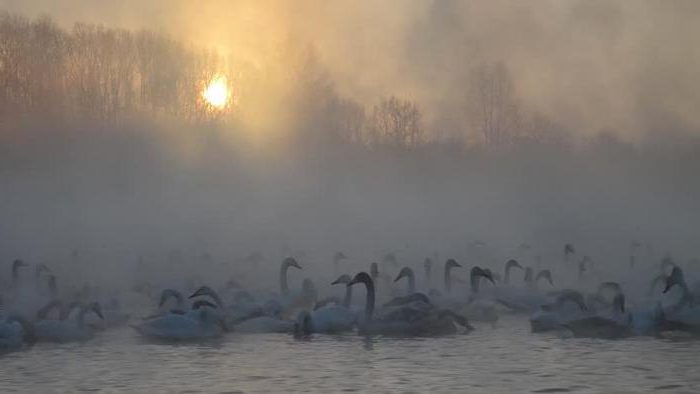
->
[1,316,698,393]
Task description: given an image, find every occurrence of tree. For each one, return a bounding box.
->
[470,62,521,148]
[367,96,423,148]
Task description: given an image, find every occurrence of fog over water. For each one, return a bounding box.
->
[1,2,700,393]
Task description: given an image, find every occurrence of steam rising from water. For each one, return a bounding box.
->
[2,1,700,292]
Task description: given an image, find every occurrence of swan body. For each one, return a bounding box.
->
[308,274,358,333]
[0,316,34,353]
[529,290,589,332]
[348,272,470,336]
[35,302,104,342]
[133,302,226,340]
[563,294,633,339]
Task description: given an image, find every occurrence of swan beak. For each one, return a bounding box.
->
[92,304,104,320]
[454,262,462,268]
[331,278,345,285]
[189,287,210,299]
[662,280,673,294]
[393,272,405,282]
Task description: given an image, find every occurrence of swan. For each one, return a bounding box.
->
[493,260,550,314]
[35,301,104,342]
[279,257,302,297]
[347,272,470,336]
[308,274,357,333]
[658,266,700,333]
[530,289,589,333]
[563,293,633,339]
[503,259,523,285]
[458,267,498,323]
[0,315,34,353]
[443,259,462,296]
[132,300,227,340]
[186,285,296,334]
[394,267,417,295]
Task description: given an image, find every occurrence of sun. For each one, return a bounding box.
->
[203,75,229,109]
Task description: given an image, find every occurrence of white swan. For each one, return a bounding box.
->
[529,289,589,333]
[0,315,34,353]
[659,266,700,333]
[347,272,470,336]
[563,293,633,339]
[35,302,104,342]
[459,267,498,323]
[308,274,357,333]
[132,300,226,340]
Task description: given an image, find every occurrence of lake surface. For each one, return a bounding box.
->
[1,316,698,393]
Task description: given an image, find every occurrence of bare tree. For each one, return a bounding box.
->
[470,62,521,148]
[368,96,423,148]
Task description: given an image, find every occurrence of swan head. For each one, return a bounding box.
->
[663,266,685,293]
[471,266,495,284]
[554,289,588,311]
[191,299,218,310]
[505,259,523,271]
[331,274,352,285]
[660,257,676,276]
[437,310,473,331]
[11,259,27,275]
[283,257,302,270]
[536,269,554,286]
[349,272,373,287]
[35,263,51,278]
[564,243,575,256]
[445,259,461,270]
[88,302,104,320]
[394,267,414,283]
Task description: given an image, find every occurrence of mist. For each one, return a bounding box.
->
[2,1,700,297]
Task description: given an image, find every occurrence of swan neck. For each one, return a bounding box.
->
[444,266,452,295]
[504,265,511,285]
[407,270,415,294]
[343,285,353,308]
[470,272,480,294]
[363,279,375,320]
[280,263,289,295]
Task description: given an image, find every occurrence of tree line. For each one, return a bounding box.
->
[1,12,568,150]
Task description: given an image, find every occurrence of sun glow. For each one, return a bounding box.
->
[203,75,229,109]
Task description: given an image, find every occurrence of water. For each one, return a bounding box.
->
[1,316,698,393]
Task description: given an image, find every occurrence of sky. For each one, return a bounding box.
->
[5,0,700,142]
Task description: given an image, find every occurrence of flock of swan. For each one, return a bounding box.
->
[1,244,700,355]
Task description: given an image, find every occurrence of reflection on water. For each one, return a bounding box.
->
[1,316,699,393]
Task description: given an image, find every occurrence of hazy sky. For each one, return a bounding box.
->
[5,0,700,140]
